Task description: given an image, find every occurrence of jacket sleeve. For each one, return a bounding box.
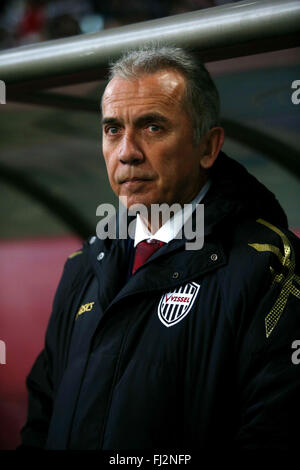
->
[232,222,300,450]
[18,349,53,448]
[18,250,82,449]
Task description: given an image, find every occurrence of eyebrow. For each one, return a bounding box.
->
[101,113,170,127]
[101,117,120,126]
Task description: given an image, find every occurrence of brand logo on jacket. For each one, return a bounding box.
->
[75,302,95,320]
[157,282,200,327]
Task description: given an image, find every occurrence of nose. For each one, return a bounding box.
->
[118,131,144,165]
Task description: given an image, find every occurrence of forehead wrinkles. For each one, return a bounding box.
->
[102,72,186,113]
[103,94,181,115]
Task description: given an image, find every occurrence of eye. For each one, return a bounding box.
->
[105,126,119,135]
[147,124,161,132]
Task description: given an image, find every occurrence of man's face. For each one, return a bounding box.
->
[101,69,206,210]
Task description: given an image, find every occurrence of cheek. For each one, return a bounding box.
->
[157,151,187,179]
[102,160,117,194]
[159,154,196,195]
[102,151,115,176]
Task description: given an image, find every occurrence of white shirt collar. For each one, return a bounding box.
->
[133,179,211,247]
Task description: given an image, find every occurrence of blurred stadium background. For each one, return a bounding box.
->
[0,0,299,450]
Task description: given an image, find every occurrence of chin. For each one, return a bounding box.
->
[124,196,156,213]
[127,198,152,209]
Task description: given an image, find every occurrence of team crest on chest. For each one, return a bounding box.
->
[157,282,201,327]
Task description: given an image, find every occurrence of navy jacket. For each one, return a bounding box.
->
[20,153,300,450]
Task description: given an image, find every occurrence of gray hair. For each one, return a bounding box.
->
[107,45,220,144]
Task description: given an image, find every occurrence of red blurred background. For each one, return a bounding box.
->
[0,236,81,449]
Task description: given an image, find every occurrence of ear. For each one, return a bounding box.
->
[199,127,225,169]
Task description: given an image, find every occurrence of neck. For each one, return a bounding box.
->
[140,178,209,234]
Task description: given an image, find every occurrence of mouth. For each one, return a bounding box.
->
[121,177,152,184]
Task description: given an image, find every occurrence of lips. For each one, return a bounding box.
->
[121,177,152,183]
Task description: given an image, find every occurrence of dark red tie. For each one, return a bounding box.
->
[132,239,165,274]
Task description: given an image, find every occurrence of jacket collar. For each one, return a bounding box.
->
[89,233,226,312]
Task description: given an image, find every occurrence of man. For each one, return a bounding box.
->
[20,46,300,450]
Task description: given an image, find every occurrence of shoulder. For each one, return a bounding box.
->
[63,240,88,280]
[218,217,300,337]
[221,217,300,286]
[56,235,104,297]
[226,217,300,270]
